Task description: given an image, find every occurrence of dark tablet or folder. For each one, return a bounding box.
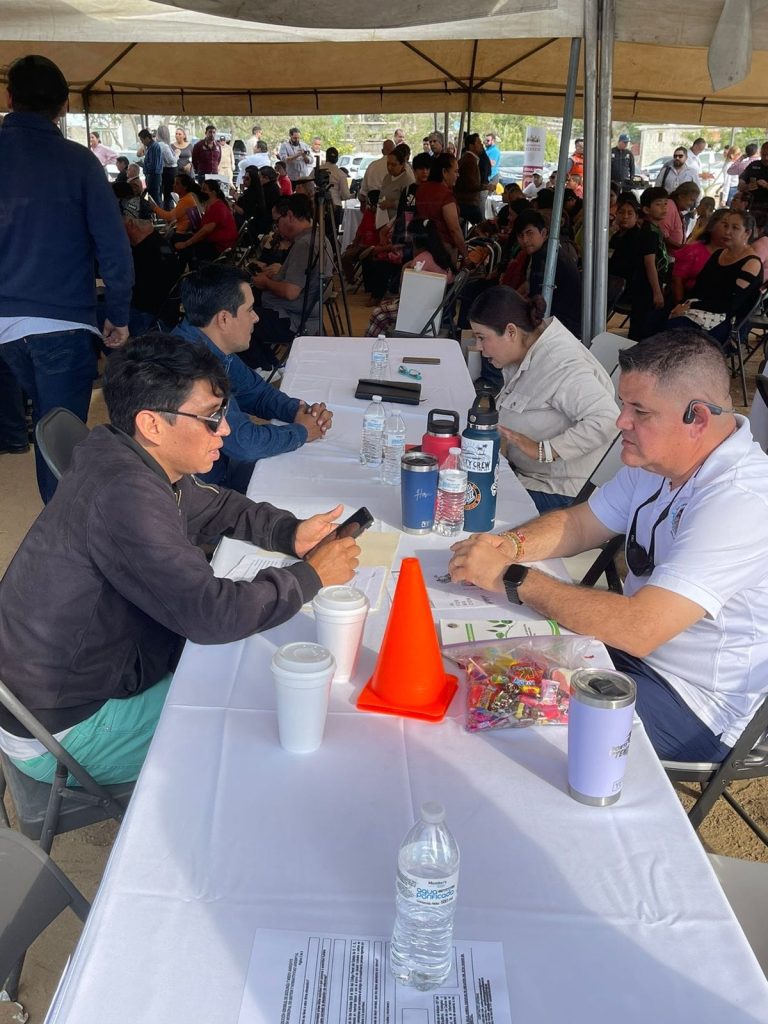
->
[354,378,422,405]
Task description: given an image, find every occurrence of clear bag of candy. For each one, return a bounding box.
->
[442,635,595,731]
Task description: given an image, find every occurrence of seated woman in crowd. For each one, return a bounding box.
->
[364,218,453,337]
[666,210,763,345]
[234,167,267,239]
[668,208,730,303]
[149,173,204,240]
[468,286,618,513]
[340,190,381,284]
[258,166,282,216]
[174,179,238,264]
[415,152,466,263]
[660,181,700,251]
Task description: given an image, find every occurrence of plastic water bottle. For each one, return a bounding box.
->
[433,448,467,536]
[381,407,406,485]
[390,802,460,991]
[370,335,390,380]
[360,395,385,466]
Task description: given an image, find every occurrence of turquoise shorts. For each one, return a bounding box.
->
[11,676,173,787]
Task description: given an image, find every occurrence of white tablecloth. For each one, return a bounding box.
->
[341,199,362,242]
[46,339,768,1024]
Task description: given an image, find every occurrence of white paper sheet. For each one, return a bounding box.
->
[224,555,386,611]
[238,929,512,1024]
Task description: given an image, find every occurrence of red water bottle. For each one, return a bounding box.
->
[421,409,460,467]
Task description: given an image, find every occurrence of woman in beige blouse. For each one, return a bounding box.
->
[468,286,619,513]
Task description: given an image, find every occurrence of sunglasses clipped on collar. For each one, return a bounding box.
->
[152,399,230,433]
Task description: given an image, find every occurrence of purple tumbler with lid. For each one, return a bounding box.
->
[567,669,636,806]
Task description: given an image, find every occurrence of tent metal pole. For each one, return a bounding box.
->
[581,0,599,344]
[593,0,615,338]
[541,37,581,319]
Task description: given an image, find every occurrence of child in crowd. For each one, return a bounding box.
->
[275,161,293,196]
[340,191,381,283]
[608,196,641,286]
[628,187,670,341]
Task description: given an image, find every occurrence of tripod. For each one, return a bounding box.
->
[297,164,352,338]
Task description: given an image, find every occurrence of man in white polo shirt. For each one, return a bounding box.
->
[449,330,768,762]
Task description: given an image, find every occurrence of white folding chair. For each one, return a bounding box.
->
[393,268,447,336]
[709,854,768,977]
[588,332,635,379]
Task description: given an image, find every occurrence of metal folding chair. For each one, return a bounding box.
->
[0,827,89,1001]
[663,693,768,844]
[34,408,89,481]
[570,433,625,593]
[0,679,132,855]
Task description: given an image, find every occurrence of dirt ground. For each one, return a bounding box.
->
[2,302,767,1020]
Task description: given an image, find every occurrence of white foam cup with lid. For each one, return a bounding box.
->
[312,585,369,683]
[271,642,336,753]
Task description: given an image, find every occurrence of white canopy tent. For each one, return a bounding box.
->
[1,0,767,126]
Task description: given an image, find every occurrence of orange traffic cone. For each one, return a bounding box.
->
[357,557,458,721]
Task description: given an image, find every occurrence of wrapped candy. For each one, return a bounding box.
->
[442,636,593,732]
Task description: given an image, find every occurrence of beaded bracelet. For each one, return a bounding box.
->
[500,529,526,559]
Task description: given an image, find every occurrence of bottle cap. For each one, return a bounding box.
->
[421,801,446,823]
[467,393,499,426]
[449,447,461,455]
[373,395,383,402]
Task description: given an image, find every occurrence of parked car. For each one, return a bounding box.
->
[350,155,377,195]
[339,152,371,175]
[497,150,525,185]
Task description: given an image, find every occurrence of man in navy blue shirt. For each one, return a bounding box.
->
[138,128,163,205]
[173,264,333,492]
[0,55,133,502]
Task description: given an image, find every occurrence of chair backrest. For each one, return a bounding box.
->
[587,332,635,377]
[0,827,89,985]
[395,268,448,336]
[606,276,626,318]
[572,432,623,504]
[34,408,89,481]
[708,854,768,975]
[750,373,768,453]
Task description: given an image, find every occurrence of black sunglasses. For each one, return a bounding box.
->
[625,480,686,577]
[152,399,229,434]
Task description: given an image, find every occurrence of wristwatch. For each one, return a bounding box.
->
[502,564,529,605]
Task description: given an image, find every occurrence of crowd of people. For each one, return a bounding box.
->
[1,54,768,797]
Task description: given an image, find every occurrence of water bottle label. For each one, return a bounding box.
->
[396,867,459,907]
[461,437,494,474]
[364,417,385,431]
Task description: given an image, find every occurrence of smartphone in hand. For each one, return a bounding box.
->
[303,507,374,560]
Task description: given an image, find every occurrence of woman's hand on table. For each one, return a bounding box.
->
[448,533,515,593]
[499,426,538,461]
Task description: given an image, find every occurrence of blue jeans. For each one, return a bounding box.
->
[607,648,732,762]
[527,489,574,514]
[0,349,28,448]
[0,329,97,502]
[145,171,163,205]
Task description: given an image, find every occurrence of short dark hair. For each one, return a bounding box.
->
[274,192,312,221]
[745,143,759,157]
[469,285,542,333]
[138,129,152,142]
[535,189,554,210]
[391,142,410,164]
[252,124,262,132]
[116,156,129,169]
[640,186,669,208]
[205,124,216,132]
[275,160,287,173]
[256,140,269,153]
[692,137,706,147]
[515,210,547,236]
[7,55,68,119]
[617,330,729,392]
[412,152,432,172]
[103,333,229,437]
[428,152,456,182]
[181,265,252,327]
[325,147,339,163]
